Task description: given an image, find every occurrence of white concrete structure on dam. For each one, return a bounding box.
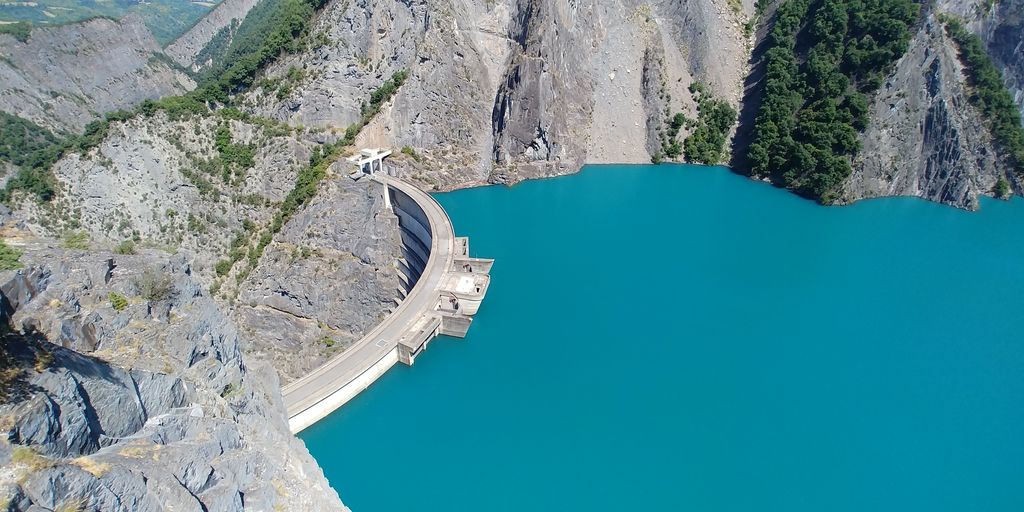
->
[282,156,492,434]
[346,148,392,176]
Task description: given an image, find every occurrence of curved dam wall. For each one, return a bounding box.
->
[284,172,494,434]
[391,186,433,295]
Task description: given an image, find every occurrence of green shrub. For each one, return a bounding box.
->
[401,146,421,161]
[215,259,233,276]
[33,348,53,373]
[108,292,128,311]
[683,84,737,165]
[0,240,23,270]
[113,239,136,255]
[136,269,174,302]
[10,445,52,472]
[62,231,90,250]
[995,177,1011,198]
[0,22,31,43]
[0,112,62,203]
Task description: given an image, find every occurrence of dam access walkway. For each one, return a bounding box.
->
[282,171,492,433]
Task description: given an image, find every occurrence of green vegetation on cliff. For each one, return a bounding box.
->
[0,113,64,202]
[683,83,737,165]
[0,0,336,205]
[746,0,919,202]
[0,21,30,42]
[240,70,408,276]
[0,112,61,168]
[195,0,330,102]
[194,20,240,72]
[941,15,1024,175]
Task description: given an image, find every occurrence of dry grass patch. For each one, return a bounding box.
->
[55,498,85,512]
[71,456,111,477]
[10,445,54,484]
[118,442,162,461]
[33,347,53,373]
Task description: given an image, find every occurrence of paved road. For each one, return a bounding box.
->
[282,175,455,430]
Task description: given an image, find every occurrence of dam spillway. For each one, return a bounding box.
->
[282,171,492,433]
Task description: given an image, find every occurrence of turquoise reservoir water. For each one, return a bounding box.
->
[301,165,1024,511]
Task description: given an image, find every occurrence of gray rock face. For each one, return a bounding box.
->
[846,13,1017,209]
[938,0,1024,120]
[15,112,312,287]
[12,108,403,383]
[0,15,195,134]
[166,0,261,70]
[243,0,752,190]
[0,246,346,511]
[234,177,402,384]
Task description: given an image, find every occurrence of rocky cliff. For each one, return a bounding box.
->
[0,240,345,510]
[17,112,309,283]
[844,11,1015,210]
[243,0,753,190]
[233,175,401,384]
[165,0,262,71]
[0,15,195,134]
[839,0,1024,208]
[937,0,1024,119]
[3,0,1024,509]
[12,109,402,385]
[0,105,404,508]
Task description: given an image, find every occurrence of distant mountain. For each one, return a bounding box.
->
[0,14,194,134]
[0,0,224,46]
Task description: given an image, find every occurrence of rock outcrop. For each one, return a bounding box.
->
[0,243,345,510]
[233,176,402,384]
[16,112,310,286]
[0,15,194,134]
[845,13,1015,210]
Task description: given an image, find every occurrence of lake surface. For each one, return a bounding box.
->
[301,165,1024,511]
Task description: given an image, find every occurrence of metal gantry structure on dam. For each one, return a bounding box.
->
[282,148,493,433]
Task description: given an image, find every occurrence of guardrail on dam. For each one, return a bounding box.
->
[282,172,492,434]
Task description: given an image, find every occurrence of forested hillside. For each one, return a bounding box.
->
[745,0,919,202]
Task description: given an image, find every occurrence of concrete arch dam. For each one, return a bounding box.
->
[283,174,493,434]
